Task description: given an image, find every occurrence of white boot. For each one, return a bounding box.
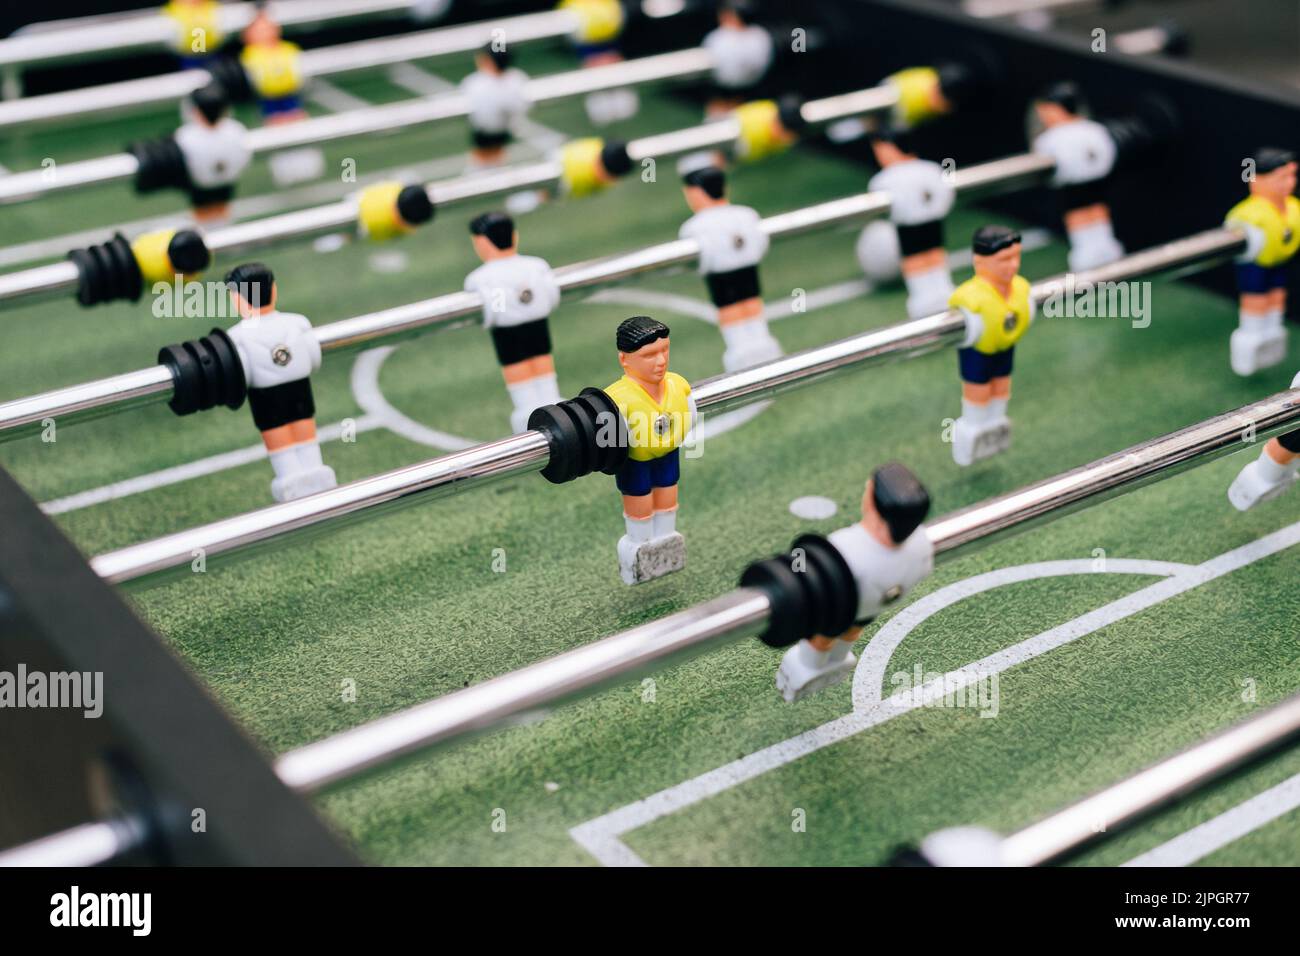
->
[1229,317,1287,377]
[952,402,1011,467]
[272,465,337,502]
[1227,449,1299,511]
[1067,222,1124,272]
[776,639,856,703]
[269,147,326,185]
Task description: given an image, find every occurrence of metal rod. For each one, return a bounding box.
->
[1001,691,1300,866]
[91,430,552,585]
[86,226,1248,587]
[276,588,773,793]
[0,0,422,73]
[0,45,711,204]
[0,9,579,131]
[278,383,1300,797]
[0,820,133,867]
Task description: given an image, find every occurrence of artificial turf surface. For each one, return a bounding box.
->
[1,40,1298,866]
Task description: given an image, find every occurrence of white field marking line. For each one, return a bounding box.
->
[305,77,374,113]
[569,520,1300,866]
[0,152,475,269]
[1122,771,1300,867]
[39,414,386,515]
[350,345,480,450]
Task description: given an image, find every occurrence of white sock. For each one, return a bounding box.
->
[1256,448,1291,483]
[1069,220,1117,252]
[825,639,854,664]
[651,508,677,538]
[961,398,993,425]
[530,373,562,406]
[624,514,653,543]
[269,447,298,479]
[294,441,324,470]
[904,266,954,305]
[989,397,1009,419]
[505,379,533,412]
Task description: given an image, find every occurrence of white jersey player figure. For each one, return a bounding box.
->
[703,0,774,117]
[459,43,530,171]
[463,212,564,434]
[1031,82,1124,272]
[777,463,934,702]
[679,166,781,371]
[1228,370,1300,510]
[223,263,337,503]
[174,82,251,224]
[855,125,957,318]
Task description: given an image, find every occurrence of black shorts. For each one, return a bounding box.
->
[471,128,512,150]
[897,220,944,257]
[1058,178,1109,212]
[705,265,761,308]
[189,183,235,208]
[1278,429,1300,454]
[247,377,315,432]
[490,318,552,366]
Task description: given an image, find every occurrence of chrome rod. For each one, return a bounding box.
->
[276,588,772,793]
[0,9,579,131]
[0,46,710,204]
[86,226,1249,586]
[91,430,551,586]
[1000,692,1300,866]
[0,820,134,867]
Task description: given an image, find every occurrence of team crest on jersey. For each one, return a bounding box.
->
[1003,312,1017,332]
[653,413,670,436]
[272,345,292,366]
[882,584,903,604]
[519,288,533,304]
[732,235,745,250]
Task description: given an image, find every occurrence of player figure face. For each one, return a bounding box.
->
[859,478,893,546]
[1255,161,1298,202]
[472,233,517,261]
[619,336,670,386]
[229,282,277,319]
[475,52,500,75]
[973,244,1022,287]
[1034,101,1073,128]
[683,185,725,213]
[244,14,280,48]
[870,140,908,168]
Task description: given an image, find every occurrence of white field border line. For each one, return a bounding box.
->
[1122,771,1300,867]
[569,520,1300,866]
[304,77,375,114]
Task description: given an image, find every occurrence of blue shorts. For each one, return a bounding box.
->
[261,94,302,117]
[1236,262,1289,295]
[574,41,620,60]
[958,346,1015,385]
[615,449,680,497]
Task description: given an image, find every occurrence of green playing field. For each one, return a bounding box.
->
[2,42,1298,866]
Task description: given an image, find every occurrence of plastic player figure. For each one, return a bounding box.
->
[776,463,933,702]
[679,166,781,371]
[1224,147,1299,376]
[855,124,957,319]
[174,82,251,223]
[1031,82,1124,271]
[162,0,223,69]
[463,212,564,434]
[949,226,1033,467]
[240,2,305,125]
[559,0,638,125]
[702,0,774,118]
[606,316,697,585]
[1227,372,1300,509]
[223,263,337,503]
[459,43,530,171]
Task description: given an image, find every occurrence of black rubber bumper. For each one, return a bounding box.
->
[157,327,247,416]
[67,233,143,306]
[739,533,859,648]
[527,387,629,484]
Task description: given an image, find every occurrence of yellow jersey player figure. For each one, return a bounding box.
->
[949,226,1033,467]
[1227,371,1300,510]
[776,463,933,702]
[463,212,564,434]
[559,0,638,125]
[223,263,337,503]
[680,166,781,371]
[163,0,223,70]
[1224,147,1300,376]
[606,317,697,585]
[241,2,322,185]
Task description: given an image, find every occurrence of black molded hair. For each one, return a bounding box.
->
[871,462,931,544]
[1254,147,1297,174]
[1037,80,1081,115]
[167,230,210,274]
[396,185,434,226]
[225,262,274,308]
[972,224,1021,256]
[481,42,512,71]
[777,94,807,136]
[600,139,633,177]
[469,211,515,250]
[869,122,918,156]
[190,81,230,124]
[682,165,726,199]
[616,315,670,353]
